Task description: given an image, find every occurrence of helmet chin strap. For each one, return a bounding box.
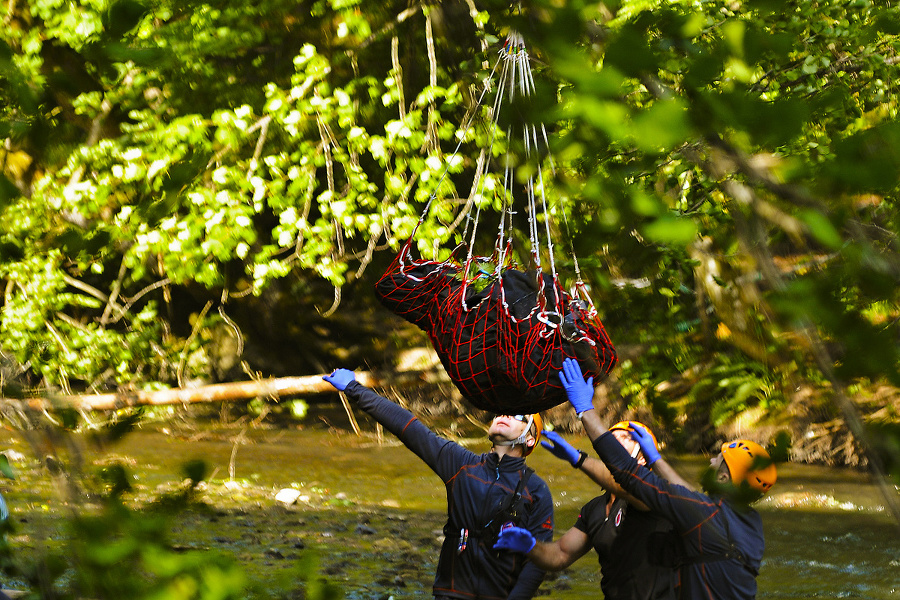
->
[492,415,535,448]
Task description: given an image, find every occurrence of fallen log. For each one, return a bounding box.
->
[1,372,387,412]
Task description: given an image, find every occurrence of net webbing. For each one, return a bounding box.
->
[374,32,617,413]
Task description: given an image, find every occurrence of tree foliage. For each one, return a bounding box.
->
[1,0,899,476]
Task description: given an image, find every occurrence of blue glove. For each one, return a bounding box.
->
[323,368,355,392]
[493,525,536,553]
[629,421,661,465]
[540,429,582,466]
[558,358,594,414]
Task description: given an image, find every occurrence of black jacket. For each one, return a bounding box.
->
[345,381,554,599]
[593,432,765,600]
[575,492,677,599]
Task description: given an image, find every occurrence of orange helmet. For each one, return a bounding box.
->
[522,413,543,456]
[609,420,659,451]
[721,440,777,494]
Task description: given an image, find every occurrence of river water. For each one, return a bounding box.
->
[1,415,898,599]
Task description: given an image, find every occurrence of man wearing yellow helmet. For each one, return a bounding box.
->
[556,358,777,600]
[495,420,680,599]
[324,369,554,600]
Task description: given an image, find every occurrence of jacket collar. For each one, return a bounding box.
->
[487,451,527,471]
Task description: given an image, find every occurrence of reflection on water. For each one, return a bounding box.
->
[1,420,898,599]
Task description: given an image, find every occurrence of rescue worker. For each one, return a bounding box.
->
[556,358,777,600]
[495,421,678,599]
[324,368,554,600]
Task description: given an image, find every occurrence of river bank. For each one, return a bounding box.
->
[0,417,897,599]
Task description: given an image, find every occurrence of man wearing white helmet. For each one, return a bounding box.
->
[324,368,554,600]
[555,358,778,600]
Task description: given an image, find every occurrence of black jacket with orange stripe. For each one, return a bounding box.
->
[344,380,554,599]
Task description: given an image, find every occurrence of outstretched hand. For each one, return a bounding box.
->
[493,525,536,554]
[629,421,661,465]
[558,358,594,414]
[323,368,355,392]
[540,429,581,466]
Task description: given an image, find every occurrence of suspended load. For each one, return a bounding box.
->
[375,33,617,414]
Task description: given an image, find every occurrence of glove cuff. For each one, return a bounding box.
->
[573,450,588,469]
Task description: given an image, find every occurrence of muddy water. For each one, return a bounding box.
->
[1,417,898,599]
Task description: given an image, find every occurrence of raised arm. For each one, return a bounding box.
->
[558,359,609,444]
[651,458,695,491]
[541,428,649,510]
[323,368,471,479]
[557,360,687,499]
[629,421,694,491]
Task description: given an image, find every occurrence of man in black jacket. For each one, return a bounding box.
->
[324,368,554,600]
[554,358,777,600]
[496,422,678,599]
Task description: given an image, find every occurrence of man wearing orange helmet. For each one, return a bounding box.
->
[494,420,680,599]
[324,368,554,600]
[555,358,777,600]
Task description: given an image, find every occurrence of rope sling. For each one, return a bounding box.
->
[375,32,617,413]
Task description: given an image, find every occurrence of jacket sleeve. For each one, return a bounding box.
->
[507,561,545,600]
[507,478,554,600]
[592,431,719,535]
[343,380,474,480]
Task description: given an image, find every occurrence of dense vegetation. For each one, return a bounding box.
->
[2,0,900,473]
[2,1,900,596]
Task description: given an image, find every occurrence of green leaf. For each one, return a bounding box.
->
[736,94,809,147]
[631,98,690,152]
[743,28,793,64]
[0,454,15,480]
[745,0,790,12]
[799,209,843,250]
[767,431,792,464]
[721,20,745,58]
[99,464,132,497]
[103,0,149,38]
[824,122,900,193]
[684,52,725,88]
[630,189,663,217]
[604,26,658,78]
[874,12,900,35]
[182,459,209,485]
[641,215,697,244]
[0,175,19,206]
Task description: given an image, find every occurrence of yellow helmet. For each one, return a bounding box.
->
[609,420,659,451]
[721,440,777,494]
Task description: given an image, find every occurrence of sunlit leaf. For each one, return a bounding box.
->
[0,454,14,480]
[641,215,697,244]
[630,189,663,217]
[721,20,745,57]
